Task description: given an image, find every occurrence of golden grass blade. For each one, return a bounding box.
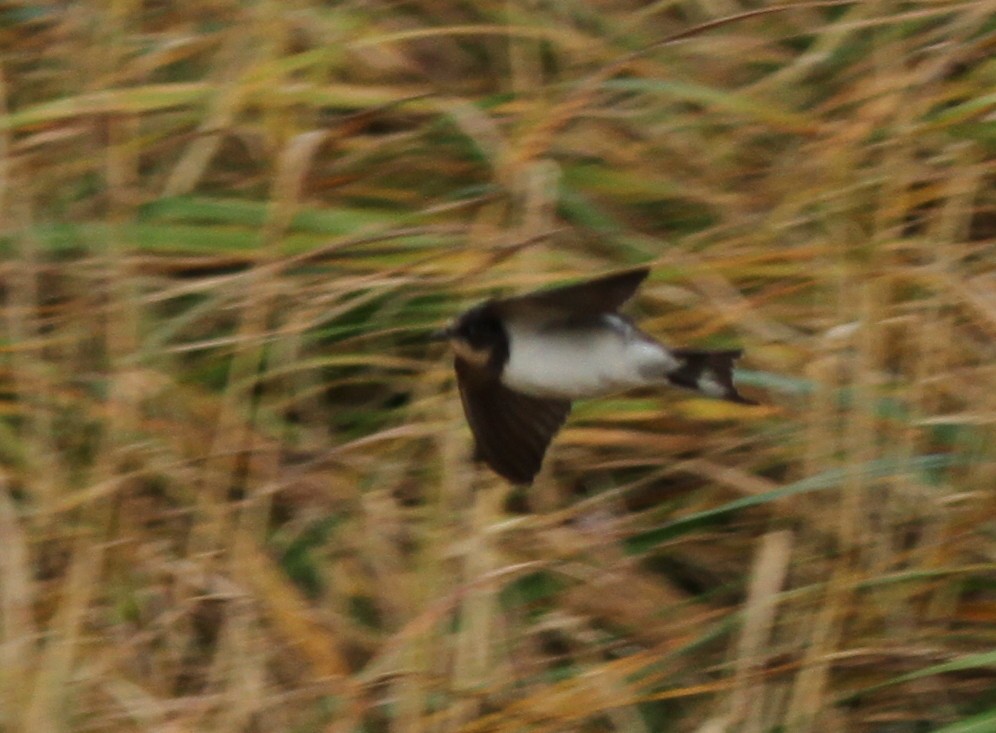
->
[1,0,992,729]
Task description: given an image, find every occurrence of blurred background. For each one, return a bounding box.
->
[1,1,994,731]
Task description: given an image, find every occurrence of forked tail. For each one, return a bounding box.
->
[667,349,756,404]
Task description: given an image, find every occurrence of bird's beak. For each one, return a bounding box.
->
[428,327,452,343]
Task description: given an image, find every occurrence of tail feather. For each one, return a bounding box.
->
[667,349,756,404]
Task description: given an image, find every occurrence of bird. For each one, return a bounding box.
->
[433,267,755,484]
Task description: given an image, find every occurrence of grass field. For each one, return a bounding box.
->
[1,1,994,731]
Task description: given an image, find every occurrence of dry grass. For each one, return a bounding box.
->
[1,1,994,731]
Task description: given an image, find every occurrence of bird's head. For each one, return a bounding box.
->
[431,305,507,367]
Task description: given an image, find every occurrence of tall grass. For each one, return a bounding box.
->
[1,1,994,731]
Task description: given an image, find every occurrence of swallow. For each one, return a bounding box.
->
[433,267,755,484]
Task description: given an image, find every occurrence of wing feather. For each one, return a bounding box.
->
[493,267,650,319]
[455,359,571,484]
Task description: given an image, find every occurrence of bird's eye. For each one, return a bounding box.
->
[459,317,498,345]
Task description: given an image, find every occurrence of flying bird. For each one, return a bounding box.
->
[434,267,754,484]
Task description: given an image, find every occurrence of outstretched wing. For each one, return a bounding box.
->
[455,359,571,484]
[494,267,650,319]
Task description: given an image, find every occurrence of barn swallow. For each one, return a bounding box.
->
[434,267,754,484]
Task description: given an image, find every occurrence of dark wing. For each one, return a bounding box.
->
[455,359,571,484]
[494,267,650,319]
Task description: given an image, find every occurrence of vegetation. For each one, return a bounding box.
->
[1,1,994,731]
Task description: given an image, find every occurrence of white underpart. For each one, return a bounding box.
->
[696,372,727,398]
[502,315,679,399]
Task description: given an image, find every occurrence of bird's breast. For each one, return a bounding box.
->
[500,317,677,398]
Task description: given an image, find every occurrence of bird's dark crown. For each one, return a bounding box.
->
[452,304,505,348]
